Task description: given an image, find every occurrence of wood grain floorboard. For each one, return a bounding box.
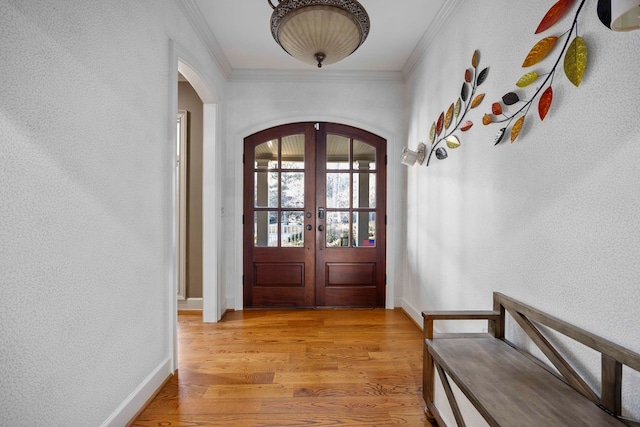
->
[131,309,427,426]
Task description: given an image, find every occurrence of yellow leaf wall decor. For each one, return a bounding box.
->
[564,36,587,86]
[472,50,479,68]
[511,116,525,142]
[446,135,461,149]
[516,72,540,87]
[423,49,489,167]
[484,1,596,147]
[522,36,558,67]
[444,103,454,129]
[471,93,485,108]
[454,98,461,117]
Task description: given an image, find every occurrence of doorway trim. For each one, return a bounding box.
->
[176,109,188,301]
[169,39,221,371]
[176,60,219,322]
[242,122,387,308]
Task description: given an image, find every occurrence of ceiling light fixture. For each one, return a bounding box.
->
[268,0,370,68]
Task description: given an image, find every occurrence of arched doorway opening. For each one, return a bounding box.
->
[169,40,221,372]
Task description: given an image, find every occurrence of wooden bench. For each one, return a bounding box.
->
[422,292,640,427]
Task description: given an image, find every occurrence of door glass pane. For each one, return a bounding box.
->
[255,139,278,169]
[327,134,350,169]
[353,173,376,208]
[281,134,305,169]
[281,211,304,247]
[326,211,350,247]
[353,212,375,247]
[353,139,376,170]
[326,173,350,209]
[255,172,279,208]
[281,172,304,208]
[254,211,278,247]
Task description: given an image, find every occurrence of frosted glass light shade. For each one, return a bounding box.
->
[401,147,418,166]
[400,143,426,166]
[270,0,370,68]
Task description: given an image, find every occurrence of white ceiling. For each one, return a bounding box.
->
[190,0,449,72]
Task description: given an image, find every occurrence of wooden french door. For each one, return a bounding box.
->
[243,122,386,308]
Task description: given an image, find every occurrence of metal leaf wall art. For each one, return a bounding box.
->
[484,0,588,144]
[425,50,489,166]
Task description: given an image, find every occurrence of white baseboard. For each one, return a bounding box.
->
[100,357,172,427]
[401,298,423,330]
[178,297,203,310]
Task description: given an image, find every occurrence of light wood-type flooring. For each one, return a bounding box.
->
[131,308,427,426]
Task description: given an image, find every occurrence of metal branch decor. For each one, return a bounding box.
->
[483,0,588,144]
[405,0,638,167]
[425,50,489,166]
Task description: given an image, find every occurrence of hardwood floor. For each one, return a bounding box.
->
[131,309,427,426]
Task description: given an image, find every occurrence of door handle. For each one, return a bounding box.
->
[318,224,324,250]
[318,207,325,219]
[306,224,312,231]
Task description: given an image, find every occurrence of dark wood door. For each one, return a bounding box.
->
[243,122,386,308]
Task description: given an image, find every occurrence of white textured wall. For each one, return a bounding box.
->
[0,0,224,425]
[403,0,640,423]
[223,76,405,309]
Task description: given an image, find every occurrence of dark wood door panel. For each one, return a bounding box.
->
[254,262,304,287]
[326,262,375,286]
[323,287,378,307]
[250,287,309,307]
[320,262,381,307]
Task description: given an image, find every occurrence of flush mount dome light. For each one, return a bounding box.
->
[268,0,370,68]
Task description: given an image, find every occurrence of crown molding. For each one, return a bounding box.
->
[177,0,232,81]
[177,0,458,84]
[401,0,465,80]
[229,69,404,84]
